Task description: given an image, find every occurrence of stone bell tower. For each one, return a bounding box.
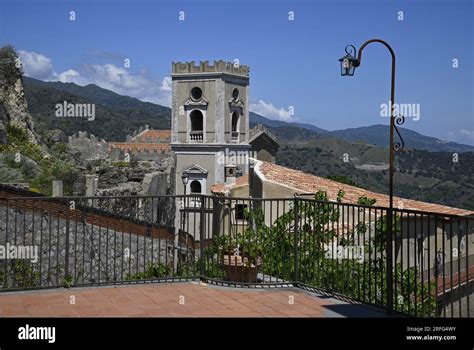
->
[171,60,251,196]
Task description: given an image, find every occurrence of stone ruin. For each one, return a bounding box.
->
[68,131,108,161]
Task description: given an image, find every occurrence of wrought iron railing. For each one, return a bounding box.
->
[0,192,472,317]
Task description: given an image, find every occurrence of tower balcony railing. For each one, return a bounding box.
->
[189,131,203,142]
[231,131,239,142]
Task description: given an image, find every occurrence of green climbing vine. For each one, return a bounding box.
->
[202,190,437,316]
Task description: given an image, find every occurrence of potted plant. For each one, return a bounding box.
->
[222,229,262,283]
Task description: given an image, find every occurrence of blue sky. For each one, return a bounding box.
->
[1,0,473,145]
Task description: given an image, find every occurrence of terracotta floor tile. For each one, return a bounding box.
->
[0,297,20,304]
[49,305,78,317]
[96,306,125,317]
[143,306,168,314]
[0,282,387,318]
[72,305,102,317]
[27,306,53,317]
[120,306,148,317]
[2,305,29,317]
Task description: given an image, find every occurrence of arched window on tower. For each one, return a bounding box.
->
[190,180,202,194]
[190,110,204,142]
[231,112,239,141]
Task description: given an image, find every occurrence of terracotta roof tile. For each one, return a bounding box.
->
[256,160,474,217]
[134,129,171,141]
[211,175,249,195]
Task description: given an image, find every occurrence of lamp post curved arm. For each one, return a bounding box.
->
[357,39,395,66]
[354,39,405,152]
[339,38,406,315]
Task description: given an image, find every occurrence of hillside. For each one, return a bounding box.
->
[23,76,474,152]
[0,47,79,195]
[21,77,474,210]
[331,124,474,153]
[276,142,474,210]
[23,77,169,117]
[23,77,170,141]
[250,112,329,134]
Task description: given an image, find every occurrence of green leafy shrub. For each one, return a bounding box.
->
[0,260,40,289]
[126,262,171,280]
[201,191,436,316]
[112,161,130,168]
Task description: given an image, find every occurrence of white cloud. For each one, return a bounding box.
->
[445,129,474,146]
[18,50,55,80]
[160,76,172,92]
[153,76,172,106]
[57,69,81,83]
[18,50,172,107]
[459,129,474,140]
[250,99,294,122]
[79,64,158,98]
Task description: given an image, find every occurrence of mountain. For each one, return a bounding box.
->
[252,113,473,153]
[250,112,329,134]
[23,77,170,141]
[252,115,474,153]
[23,77,473,153]
[23,77,169,117]
[331,124,474,153]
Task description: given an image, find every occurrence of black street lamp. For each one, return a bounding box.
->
[181,174,189,197]
[181,174,189,231]
[339,39,405,314]
[338,45,358,76]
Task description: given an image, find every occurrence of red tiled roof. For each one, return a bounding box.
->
[256,160,474,217]
[134,129,171,141]
[211,175,249,194]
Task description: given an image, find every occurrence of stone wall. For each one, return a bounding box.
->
[68,131,108,161]
[0,205,195,289]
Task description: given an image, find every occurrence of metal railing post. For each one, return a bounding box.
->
[64,200,70,284]
[199,195,206,278]
[386,207,394,314]
[294,196,299,283]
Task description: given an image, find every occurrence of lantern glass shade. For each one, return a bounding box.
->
[181,175,189,187]
[339,54,357,76]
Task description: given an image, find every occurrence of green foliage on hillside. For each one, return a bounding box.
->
[23,77,170,141]
[277,143,474,210]
[0,45,22,86]
[327,174,361,188]
[0,125,79,195]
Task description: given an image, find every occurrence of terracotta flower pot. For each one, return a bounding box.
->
[223,255,261,283]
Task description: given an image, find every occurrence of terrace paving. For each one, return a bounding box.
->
[0,282,389,318]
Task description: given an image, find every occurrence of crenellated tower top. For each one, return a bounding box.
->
[172,60,249,77]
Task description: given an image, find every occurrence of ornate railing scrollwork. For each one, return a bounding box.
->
[393,114,405,152]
